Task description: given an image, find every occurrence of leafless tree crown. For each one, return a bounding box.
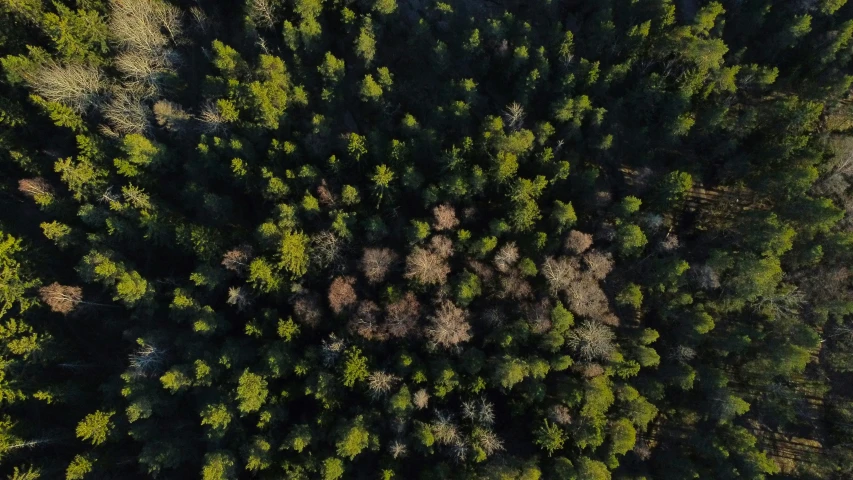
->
[565,230,594,254]
[426,301,471,349]
[39,283,83,315]
[328,276,358,314]
[566,321,616,361]
[493,242,519,272]
[222,246,254,275]
[18,178,53,201]
[413,389,430,409]
[432,204,459,231]
[29,62,104,112]
[405,246,450,285]
[361,248,397,284]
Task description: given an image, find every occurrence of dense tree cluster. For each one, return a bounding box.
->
[1,0,853,479]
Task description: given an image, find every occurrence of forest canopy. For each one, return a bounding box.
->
[1,0,853,479]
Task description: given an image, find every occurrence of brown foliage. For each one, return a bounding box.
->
[549,404,572,425]
[317,180,337,207]
[361,248,397,284]
[348,300,386,341]
[291,292,322,328]
[524,299,552,334]
[541,256,580,294]
[564,276,613,323]
[466,260,495,283]
[577,363,606,378]
[18,178,53,200]
[385,292,420,338]
[583,249,614,281]
[328,276,358,314]
[405,247,450,285]
[565,230,593,254]
[222,246,253,275]
[39,283,83,315]
[428,235,454,258]
[426,301,471,348]
[432,204,459,231]
[497,272,533,301]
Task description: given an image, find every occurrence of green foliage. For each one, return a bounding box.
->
[336,416,371,459]
[76,411,114,445]
[342,347,369,387]
[66,455,93,480]
[1,2,851,479]
[236,370,269,414]
[322,457,345,480]
[202,452,235,480]
[534,420,567,456]
[279,230,309,278]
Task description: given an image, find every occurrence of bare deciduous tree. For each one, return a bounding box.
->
[565,276,613,324]
[361,248,397,284]
[153,99,191,132]
[129,343,166,376]
[291,292,322,328]
[583,250,614,281]
[502,102,525,130]
[248,0,276,28]
[39,283,83,315]
[566,321,615,361]
[198,101,226,134]
[565,230,594,254]
[385,292,420,338]
[479,398,495,425]
[18,178,53,202]
[497,272,533,301]
[317,180,336,207]
[368,371,399,398]
[429,235,454,258]
[389,440,407,459]
[328,276,357,314]
[524,299,552,334]
[110,0,181,58]
[321,333,346,366]
[542,256,580,293]
[669,345,696,364]
[405,247,450,285]
[432,204,459,231]
[432,412,459,445]
[226,286,251,311]
[549,404,572,425]
[482,308,506,327]
[657,233,680,252]
[466,260,495,283]
[413,389,430,409]
[310,231,342,270]
[222,246,253,275]
[426,301,471,349]
[691,264,721,290]
[474,428,504,455]
[29,62,103,112]
[578,363,605,378]
[493,242,519,272]
[103,89,151,134]
[348,300,386,341]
